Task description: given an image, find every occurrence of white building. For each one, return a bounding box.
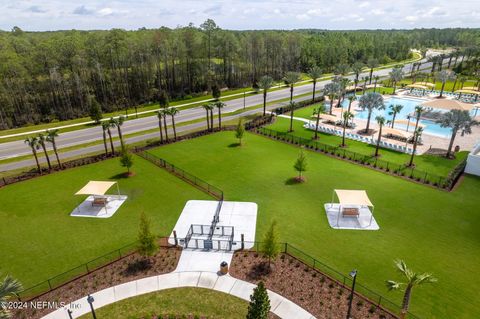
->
[465,143,480,176]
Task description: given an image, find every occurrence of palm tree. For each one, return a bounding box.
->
[46,129,62,168]
[386,260,437,319]
[362,76,369,94]
[24,136,41,173]
[436,70,456,98]
[389,66,404,94]
[341,111,354,147]
[388,104,404,128]
[367,58,379,84]
[308,66,322,103]
[373,75,380,93]
[156,111,164,143]
[37,133,52,171]
[312,104,326,140]
[288,101,296,132]
[436,110,479,158]
[202,103,212,131]
[347,95,356,113]
[408,127,423,167]
[374,116,386,157]
[324,82,340,115]
[283,72,301,102]
[334,63,350,76]
[358,92,385,133]
[351,62,364,82]
[106,120,116,154]
[166,107,179,140]
[208,102,215,130]
[160,108,169,140]
[258,75,274,115]
[215,101,225,129]
[110,116,125,147]
[101,121,110,155]
[0,274,23,319]
[411,105,424,138]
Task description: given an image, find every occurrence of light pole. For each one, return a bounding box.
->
[87,294,97,319]
[67,309,73,319]
[243,91,246,109]
[346,269,357,319]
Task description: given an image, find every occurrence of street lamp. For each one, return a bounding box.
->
[87,294,97,319]
[346,269,358,319]
[67,309,73,319]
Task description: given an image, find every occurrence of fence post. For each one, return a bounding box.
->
[284,243,288,253]
[241,234,245,250]
[47,279,52,291]
[378,295,382,306]
[86,263,90,273]
[173,230,178,246]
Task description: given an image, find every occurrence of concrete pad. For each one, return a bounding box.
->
[158,273,180,290]
[178,271,201,287]
[169,200,218,243]
[217,201,258,249]
[229,279,256,300]
[176,250,233,273]
[197,272,219,289]
[70,195,127,218]
[213,274,237,294]
[136,276,159,295]
[113,281,137,301]
[324,203,380,230]
[273,299,313,319]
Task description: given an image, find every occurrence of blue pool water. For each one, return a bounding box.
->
[348,97,454,138]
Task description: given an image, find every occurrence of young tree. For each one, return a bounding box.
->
[120,146,134,175]
[24,136,41,173]
[262,221,280,269]
[246,281,270,319]
[312,104,326,140]
[37,133,52,171]
[158,90,169,108]
[0,273,23,319]
[386,260,437,319]
[258,75,274,116]
[89,98,103,124]
[211,84,221,100]
[358,92,385,133]
[374,116,386,157]
[293,150,307,182]
[436,110,479,158]
[308,66,322,103]
[341,111,354,147]
[388,104,404,128]
[235,118,245,145]
[137,212,158,260]
[408,127,423,167]
[46,129,62,168]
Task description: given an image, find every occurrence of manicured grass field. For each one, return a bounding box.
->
[148,131,480,319]
[267,116,467,177]
[0,156,210,287]
[78,288,249,319]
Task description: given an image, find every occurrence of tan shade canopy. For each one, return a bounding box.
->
[394,119,426,128]
[381,126,412,138]
[334,189,373,207]
[462,86,479,91]
[455,89,480,95]
[421,99,474,111]
[311,114,339,122]
[406,84,428,90]
[75,181,117,195]
[413,82,435,88]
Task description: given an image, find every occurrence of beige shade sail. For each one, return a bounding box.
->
[381,127,412,138]
[406,84,428,90]
[311,114,339,122]
[75,181,117,195]
[334,189,373,207]
[462,86,479,91]
[414,82,435,88]
[454,89,480,95]
[393,119,426,128]
[421,99,474,111]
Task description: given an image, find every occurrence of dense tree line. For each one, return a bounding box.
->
[0,22,479,129]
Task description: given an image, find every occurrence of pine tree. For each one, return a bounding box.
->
[89,98,103,124]
[246,281,271,319]
[119,146,134,175]
[235,118,245,145]
[294,150,308,182]
[137,212,158,259]
[262,221,280,269]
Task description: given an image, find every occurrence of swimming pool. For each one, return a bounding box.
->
[350,97,453,138]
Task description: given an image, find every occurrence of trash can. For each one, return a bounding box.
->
[220,261,229,275]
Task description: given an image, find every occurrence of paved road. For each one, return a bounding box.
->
[0,57,449,172]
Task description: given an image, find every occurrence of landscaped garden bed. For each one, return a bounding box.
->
[230,251,397,319]
[12,244,181,319]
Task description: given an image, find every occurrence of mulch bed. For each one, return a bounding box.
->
[12,245,181,319]
[230,251,399,319]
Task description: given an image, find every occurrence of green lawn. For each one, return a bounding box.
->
[78,288,249,319]
[148,131,480,319]
[267,116,467,177]
[0,156,210,287]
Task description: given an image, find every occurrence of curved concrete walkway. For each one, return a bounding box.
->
[42,271,315,319]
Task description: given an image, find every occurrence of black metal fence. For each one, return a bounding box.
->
[137,151,224,200]
[255,126,466,190]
